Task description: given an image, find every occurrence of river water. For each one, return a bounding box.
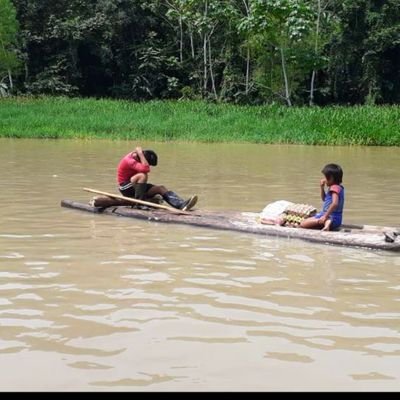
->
[0,138,399,391]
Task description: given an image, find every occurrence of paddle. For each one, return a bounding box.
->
[83,188,193,216]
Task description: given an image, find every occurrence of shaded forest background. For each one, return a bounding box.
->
[1,0,399,106]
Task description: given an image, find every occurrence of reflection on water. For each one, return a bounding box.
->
[0,139,399,391]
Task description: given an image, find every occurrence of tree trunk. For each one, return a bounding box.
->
[270,45,274,92]
[310,70,317,106]
[280,47,292,106]
[242,0,251,95]
[189,25,195,59]
[242,0,250,14]
[208,36,217,99]
[0,40,13,91]
[245,45,250,95]
[310,0,321,106]
[179,16,184,63]
[7,69,13,90]
[203,34,208,93]
[203,0,209,94]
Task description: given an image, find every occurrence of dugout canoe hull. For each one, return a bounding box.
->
[61,199,400,252]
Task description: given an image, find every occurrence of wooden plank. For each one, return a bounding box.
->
[60,200,400,252]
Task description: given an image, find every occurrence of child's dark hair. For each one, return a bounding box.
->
[143,149,158,166]
[322,163,343,184]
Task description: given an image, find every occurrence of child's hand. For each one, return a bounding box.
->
[318,215,328,225]
[320,178,327,188]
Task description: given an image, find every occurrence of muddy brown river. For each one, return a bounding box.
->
[0,138,399,391]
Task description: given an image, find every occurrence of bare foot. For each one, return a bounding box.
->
[322,219,332,231]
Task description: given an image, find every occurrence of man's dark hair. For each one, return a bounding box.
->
[322,163,343,184]
[143,150,158,166]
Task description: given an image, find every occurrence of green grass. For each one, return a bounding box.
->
[1,96,399,145]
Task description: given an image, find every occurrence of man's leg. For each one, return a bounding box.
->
[147,185,197,211]
[146,185,168,198]
[130,173,148,184]
[130,173,148,200]
[120,173,148,197]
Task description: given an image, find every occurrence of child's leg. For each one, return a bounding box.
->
[300,217,323,229]
[322,219,332,231]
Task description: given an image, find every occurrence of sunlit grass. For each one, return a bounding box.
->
[0,96,399,145]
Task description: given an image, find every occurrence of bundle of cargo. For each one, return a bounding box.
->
[282,203,317,227]
[259,201,316,227]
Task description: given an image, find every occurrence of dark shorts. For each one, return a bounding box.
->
[119,182,154,198]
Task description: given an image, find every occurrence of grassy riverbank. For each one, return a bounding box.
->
[1,96,399,145]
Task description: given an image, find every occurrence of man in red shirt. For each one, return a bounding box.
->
[117,146,197,211]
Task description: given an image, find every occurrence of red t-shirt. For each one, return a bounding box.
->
[117,153,150,185]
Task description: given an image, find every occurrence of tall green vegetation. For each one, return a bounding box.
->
[1,97,399,145]
[5,0,400,105]
[0,0,20,96]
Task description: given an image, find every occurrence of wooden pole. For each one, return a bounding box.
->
[83,188,192,216]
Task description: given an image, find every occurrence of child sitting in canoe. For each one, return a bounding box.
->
[300,163,345,231]
[117,146,197,211]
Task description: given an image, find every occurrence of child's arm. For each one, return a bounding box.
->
[318,192,339,224]
[320,179,327,201]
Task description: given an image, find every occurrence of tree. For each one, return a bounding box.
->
[326,0,400,105]
[308,0,337,105]
[239,0,314,106]
[361,0,400,104]
[8,0,400,105]
[0,0,20,94]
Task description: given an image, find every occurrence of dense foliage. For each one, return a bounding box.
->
[2,0,399,105]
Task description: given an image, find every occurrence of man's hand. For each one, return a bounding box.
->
[135,146,149,166]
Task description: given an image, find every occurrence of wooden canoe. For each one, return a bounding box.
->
[61,199,400,252]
